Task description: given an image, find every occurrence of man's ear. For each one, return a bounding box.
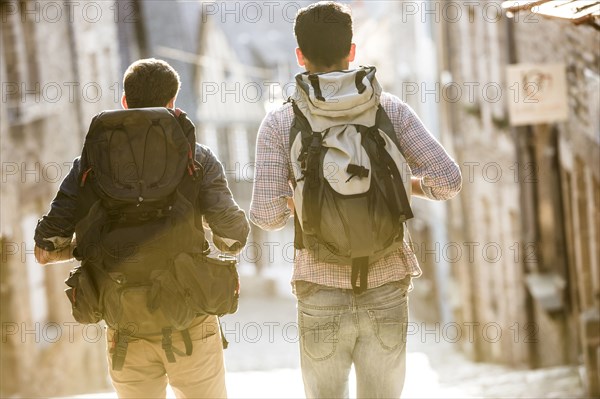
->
[166,96,176,109]
[348,43,356,63]
[121,94,128,109]
[295,47,306,67]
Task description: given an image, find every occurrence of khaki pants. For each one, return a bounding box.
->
[107,315,227,398]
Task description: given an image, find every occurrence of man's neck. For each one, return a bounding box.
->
[306,62,350,74]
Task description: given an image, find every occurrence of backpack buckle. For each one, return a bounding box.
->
[346,164,370,182]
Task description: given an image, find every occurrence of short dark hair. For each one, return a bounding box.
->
[294,1,353,68]
[123,58,181,108]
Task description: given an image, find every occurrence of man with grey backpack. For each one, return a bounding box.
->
[250,2,462,397]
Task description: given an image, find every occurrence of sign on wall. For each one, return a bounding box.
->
[506,63,569,126]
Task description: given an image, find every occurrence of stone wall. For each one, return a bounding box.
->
[442,1,599,395]
[1,1,120,396]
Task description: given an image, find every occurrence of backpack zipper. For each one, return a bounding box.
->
[80,167,92,187]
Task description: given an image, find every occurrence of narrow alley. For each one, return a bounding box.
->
[60,284,586,399]
[2,1,598,398]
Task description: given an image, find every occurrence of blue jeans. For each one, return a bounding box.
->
[295,277,411,398]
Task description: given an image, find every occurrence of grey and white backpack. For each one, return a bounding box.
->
[289,66,414,293]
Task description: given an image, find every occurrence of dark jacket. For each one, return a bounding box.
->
[35,113,249,255]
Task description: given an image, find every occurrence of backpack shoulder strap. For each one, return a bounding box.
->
[289,100,311,150]
[289,101,322,182]
[78,112,105,185]
[289,101,311,250]
[375,105,401,150]
[372,106,414,223]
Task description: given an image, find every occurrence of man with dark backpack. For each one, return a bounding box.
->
[250,2,462,397]
[35,58,249,398]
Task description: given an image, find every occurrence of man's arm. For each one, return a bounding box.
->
[249,110,293,231]
[35,241,76,265]
[411,177,427,199]
[394,99,462,200]
[34,159,81,265]
[196,144,250,254]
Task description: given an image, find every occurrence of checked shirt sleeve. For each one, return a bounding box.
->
[394,99,462,201]
[250,110,294,231]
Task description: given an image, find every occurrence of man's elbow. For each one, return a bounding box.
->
[426,167,462,201]
[446,168,462,199]
[440,167,462,200]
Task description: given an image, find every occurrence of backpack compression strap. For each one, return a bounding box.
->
[110,327,194,371]
[111,329,130,371]
[162,327,193,363]
[351,257,369,294]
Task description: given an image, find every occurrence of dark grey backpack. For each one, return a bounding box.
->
[66,108,238,370]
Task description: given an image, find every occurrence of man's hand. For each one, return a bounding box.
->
[287,197,295,217]
[213,234,243,255]
[35,243,75,265]
[411,177,428,199]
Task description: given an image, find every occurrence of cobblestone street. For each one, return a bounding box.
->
[222,294,588,399]
[61,290,588,399]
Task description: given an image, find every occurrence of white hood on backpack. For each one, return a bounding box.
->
[291,66,382,132]
[289,66,411,204]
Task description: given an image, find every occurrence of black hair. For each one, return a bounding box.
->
[294,2,353,68]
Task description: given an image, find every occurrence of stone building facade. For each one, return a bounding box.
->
[440,1,599,395]
[1,1,121,396]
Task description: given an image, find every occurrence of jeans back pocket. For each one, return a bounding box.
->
[299,311,340,361]
[367,298,408,351]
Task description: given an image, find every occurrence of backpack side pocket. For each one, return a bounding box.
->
[64,266,103,324]
[173,253,239,316]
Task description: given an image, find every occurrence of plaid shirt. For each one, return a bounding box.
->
[250,92,462,290]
